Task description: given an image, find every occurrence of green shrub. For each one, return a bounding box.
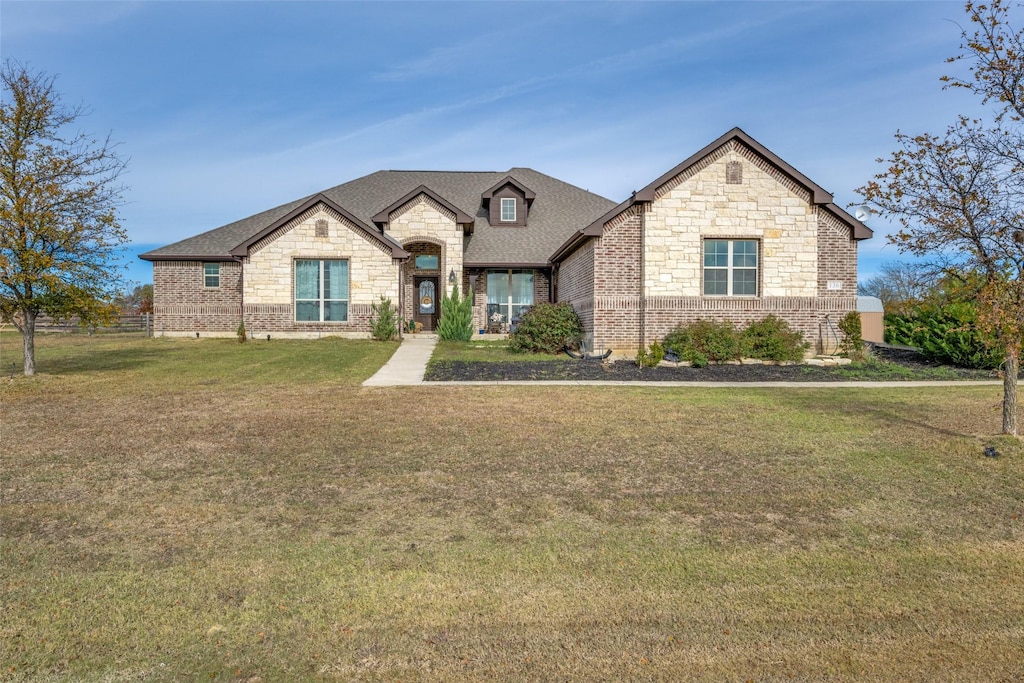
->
[837,310,864,360]
[740,315,809,362]
[508,302,583,354]
[663,319,742,362]
[687,351,709,368]
[436,283,473,342]
[636,340,665,368]
[885,302,1001,369]
[236,320,247,344]
[370,296,398,341]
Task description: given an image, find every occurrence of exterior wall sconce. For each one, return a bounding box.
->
[449,268,456,284]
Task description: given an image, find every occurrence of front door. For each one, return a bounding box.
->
[413,276,438,331]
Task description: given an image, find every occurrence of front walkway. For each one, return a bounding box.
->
[362,334,438,386]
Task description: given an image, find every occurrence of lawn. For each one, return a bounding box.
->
[2,333,1022,681]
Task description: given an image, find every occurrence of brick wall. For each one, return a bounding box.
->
[557,240,596,339]
[153,260,242,335]
[592,207,643,350]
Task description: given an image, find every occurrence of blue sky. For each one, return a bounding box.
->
[1,1,991,288]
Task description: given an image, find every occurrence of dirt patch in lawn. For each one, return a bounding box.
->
[425,346,1006,382]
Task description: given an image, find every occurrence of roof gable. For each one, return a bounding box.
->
[634,127,834,205]
[371,185,475,229]
[551,128,872,263]
[229,194,409,259]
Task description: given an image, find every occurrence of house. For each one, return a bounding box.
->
[141,128,871,353]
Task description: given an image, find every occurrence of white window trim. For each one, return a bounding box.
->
[204,263,220,288]
[500,197,516,222]
[294,259,349,323]
[703,239,758,297]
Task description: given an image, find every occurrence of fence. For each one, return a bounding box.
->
[27,313,153,336]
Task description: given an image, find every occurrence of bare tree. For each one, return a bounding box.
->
[857,261,938,315]
[858,0,1024,434]
[0,61,128,375]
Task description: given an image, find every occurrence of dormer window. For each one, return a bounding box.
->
[482,176,535,227]
[500,198,516,222]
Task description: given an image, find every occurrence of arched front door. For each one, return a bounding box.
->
[413,275,438,331]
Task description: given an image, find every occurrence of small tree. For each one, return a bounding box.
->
[837,310,865,360]
[0,61,128,375]
[436,283,473,341]
[857,0,1024,434]
[370,295,398,341]
[115,283,153,315]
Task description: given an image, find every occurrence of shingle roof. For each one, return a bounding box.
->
[140,168,617,265]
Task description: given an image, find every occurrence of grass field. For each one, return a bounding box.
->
[2,333,1023,681]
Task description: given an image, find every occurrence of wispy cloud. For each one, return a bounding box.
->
[0,0,140,40]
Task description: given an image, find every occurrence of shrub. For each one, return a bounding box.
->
[837,310,864,360]
[885,302,1001,369]
[236,320,247,344]
[663,319,742,362]
[740,315,809,362]
[636,340,665,367]
[436,284,473,341]
[508,302,583,354]
[370,296,398,341]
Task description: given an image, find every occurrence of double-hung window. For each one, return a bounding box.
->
[204,263,220,288]
[295,259,349,322]
[486,270,533,324]
[703,239,757,296]
[500,197,516,222]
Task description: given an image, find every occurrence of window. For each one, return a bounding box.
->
[295,259,348,322]
[487,270,533,324]
[204,263,220,288]
[500,197,516,222]
[704,240,757,296]
[415,254,439,270]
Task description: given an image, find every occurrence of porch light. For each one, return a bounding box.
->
[449,268,456,284]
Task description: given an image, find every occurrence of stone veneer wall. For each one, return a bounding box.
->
[644,140,818,298]
[241,205,399,336]
[387,195,463,297]
[153,260,242,335]
[558,141,861,354]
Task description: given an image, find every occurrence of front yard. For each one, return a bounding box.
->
[1,333,1022,681]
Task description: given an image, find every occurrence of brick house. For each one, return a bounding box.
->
[141,128,871,352]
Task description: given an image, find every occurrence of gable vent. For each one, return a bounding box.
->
[726,161,743,185]
[315,219,329,237]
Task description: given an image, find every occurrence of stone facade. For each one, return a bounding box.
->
[242,205,399,337]
[387,195,463,294]
[558,140,861,354]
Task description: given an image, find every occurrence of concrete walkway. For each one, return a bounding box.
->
[363,335,1003,388]
[362,334,438,386]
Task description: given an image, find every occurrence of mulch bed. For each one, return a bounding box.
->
[425,346,1005,382]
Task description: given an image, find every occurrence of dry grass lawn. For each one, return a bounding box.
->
[1,333,1022,681]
